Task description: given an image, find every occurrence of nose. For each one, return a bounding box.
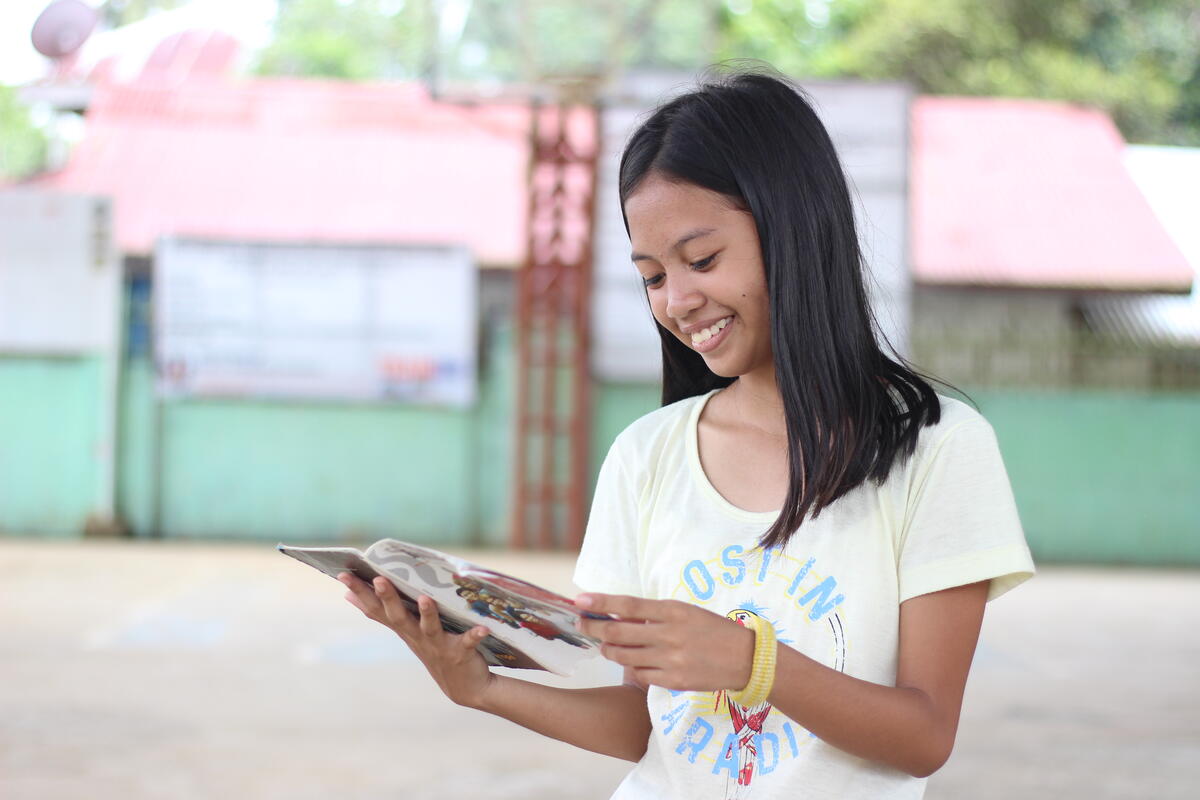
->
[664,272,704,322]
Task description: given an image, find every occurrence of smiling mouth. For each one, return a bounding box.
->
[688,316,733,351]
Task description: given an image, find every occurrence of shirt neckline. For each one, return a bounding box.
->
[686,388,782,523]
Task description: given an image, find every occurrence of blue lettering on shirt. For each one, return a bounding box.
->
[757,732,780,775]
[683,560,715,600]
[797,576,845,621]
[711,734,740,778]
[756,547,775,584]
[675,717,714,763]
[786,557,816,596]
[661,700,689,736]
[783,722,800,758]
[721,545,746,586]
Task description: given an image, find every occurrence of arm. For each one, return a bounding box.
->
[339,573,651,762]
[767,580,987,776]
[476,667,651,762]
[576,579,989,777]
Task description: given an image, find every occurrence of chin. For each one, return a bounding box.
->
[699,355,746,379]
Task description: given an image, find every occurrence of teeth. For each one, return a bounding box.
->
[690,316,731,345]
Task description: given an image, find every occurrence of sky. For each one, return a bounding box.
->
[1,0,64,84]
[1,0,276,85]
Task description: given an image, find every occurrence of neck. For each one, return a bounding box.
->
[727,365,787,438]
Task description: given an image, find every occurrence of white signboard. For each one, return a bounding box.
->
[154,239,477,406]
[592,79,912,381]
[0,191,120,353]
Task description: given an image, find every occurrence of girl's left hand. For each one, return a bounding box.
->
[576,594,756,693]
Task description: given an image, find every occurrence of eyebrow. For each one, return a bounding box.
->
[630,227,716,263]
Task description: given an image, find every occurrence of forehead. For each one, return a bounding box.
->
[624,176,741,242]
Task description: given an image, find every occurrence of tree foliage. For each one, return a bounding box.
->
[252,0,716,86]
[99,0,188,28]
[720,0,1200,144]
[249,0,1200,144]
[254,0,432,81]
[0,86,48,181]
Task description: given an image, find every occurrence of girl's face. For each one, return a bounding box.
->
[624,173,773,379]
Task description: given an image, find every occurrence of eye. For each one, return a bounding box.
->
[690,254,716,270]
[642,273,664,288]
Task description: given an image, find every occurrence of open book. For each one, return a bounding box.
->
[278,539,609,675]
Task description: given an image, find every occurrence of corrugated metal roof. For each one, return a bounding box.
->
[30,76,541,266]
[911,97,1194,291]
[1080,296,1200,347]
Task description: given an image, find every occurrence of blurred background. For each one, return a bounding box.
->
[1,1,1197,798]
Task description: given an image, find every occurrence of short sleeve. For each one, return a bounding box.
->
[573,436,644,597]
[898,420,1036,604]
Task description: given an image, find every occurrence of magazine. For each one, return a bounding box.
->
[277,539,610,675]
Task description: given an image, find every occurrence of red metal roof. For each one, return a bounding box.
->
[31,77,535,265]
[27,74,1191,289]
[911,97,1193,291]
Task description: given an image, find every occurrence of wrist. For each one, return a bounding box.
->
[727,621,756,690]
[727,615,778,707]
[467,671,502,712]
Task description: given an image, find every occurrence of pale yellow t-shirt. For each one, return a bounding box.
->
[574,388,1036,800]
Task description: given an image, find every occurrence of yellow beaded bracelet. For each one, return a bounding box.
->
[728,614,777,708]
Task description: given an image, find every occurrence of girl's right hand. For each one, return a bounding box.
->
[338,572,495,709]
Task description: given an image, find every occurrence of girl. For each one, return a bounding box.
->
[339,68,1035,799]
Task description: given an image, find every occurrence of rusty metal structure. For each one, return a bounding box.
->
[510,99,601,550]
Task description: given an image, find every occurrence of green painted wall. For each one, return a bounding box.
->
[5,280,1198,564]
[969,389,1200,566]
[590,382,660,476]
[113,284,497,544]
[155,396,475,542]
[0,355,103,537]
[112,319,655,546]
[114,325,507,545]
[473,323,516,547]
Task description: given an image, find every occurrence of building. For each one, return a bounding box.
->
[910,96,1197,390]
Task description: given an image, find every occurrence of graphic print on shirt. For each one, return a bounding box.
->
[712,609,775,798]
[661,544,848,799]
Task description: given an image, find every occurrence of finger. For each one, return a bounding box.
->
[460,626,489,652]
[600,642,662,669]
[590,623,657,647]
[339,572,373,594]
[341,573,384,616]
[576,593,663,622]
[416,595,442,637]
[373,577,415,629]
[632,666,673,690]
[579,618,658,646]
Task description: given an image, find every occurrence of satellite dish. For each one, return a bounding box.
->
[31,0,99,59]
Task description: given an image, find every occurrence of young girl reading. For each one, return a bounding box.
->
[338,68,1036,799]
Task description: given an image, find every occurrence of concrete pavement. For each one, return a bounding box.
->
[1,538,1197,799]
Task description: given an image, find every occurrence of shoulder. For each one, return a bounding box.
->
[915,394,996,455]
[897,394,1012,493]
[887,394,1002,488]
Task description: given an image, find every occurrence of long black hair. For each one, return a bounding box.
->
[618,67,948,550]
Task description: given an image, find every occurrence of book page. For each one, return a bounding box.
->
[362,540,604,675]
[277,543,543,671]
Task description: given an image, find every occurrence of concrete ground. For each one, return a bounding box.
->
[1,538,1197,799]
